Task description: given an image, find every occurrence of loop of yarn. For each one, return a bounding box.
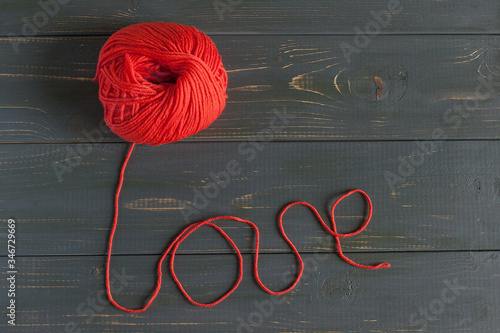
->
[94,22,228,146]
[96,22,390,313]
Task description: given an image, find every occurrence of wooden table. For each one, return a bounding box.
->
[1,1,499,332]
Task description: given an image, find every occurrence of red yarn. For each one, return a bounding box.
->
[97,23,390,313]
[94,22,228,146]
[106,143,390,313]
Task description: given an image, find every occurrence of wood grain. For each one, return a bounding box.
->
[1,0,499,36]
[0,252,498,332]
[2,141,499,256]
[1,35,499,142]
[2,2,500,332]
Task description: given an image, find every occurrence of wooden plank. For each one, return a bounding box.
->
[2,141,499,256]
[0,252,498,332]
[1,0,499,36]
[1,35,499,143]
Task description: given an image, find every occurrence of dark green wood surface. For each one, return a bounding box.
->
[1,1,500,332]
[1,35,499,142]
[1,252,499,332]
[2,141,500,256]
[1,0,499,35]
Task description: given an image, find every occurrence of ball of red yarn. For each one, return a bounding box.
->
[94,22,228,146]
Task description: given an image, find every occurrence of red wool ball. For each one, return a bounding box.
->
[94,22,228,146]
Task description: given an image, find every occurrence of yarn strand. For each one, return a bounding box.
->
[105,143,390,313]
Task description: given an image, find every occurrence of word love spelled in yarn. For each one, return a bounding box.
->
[105,143,390,313]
